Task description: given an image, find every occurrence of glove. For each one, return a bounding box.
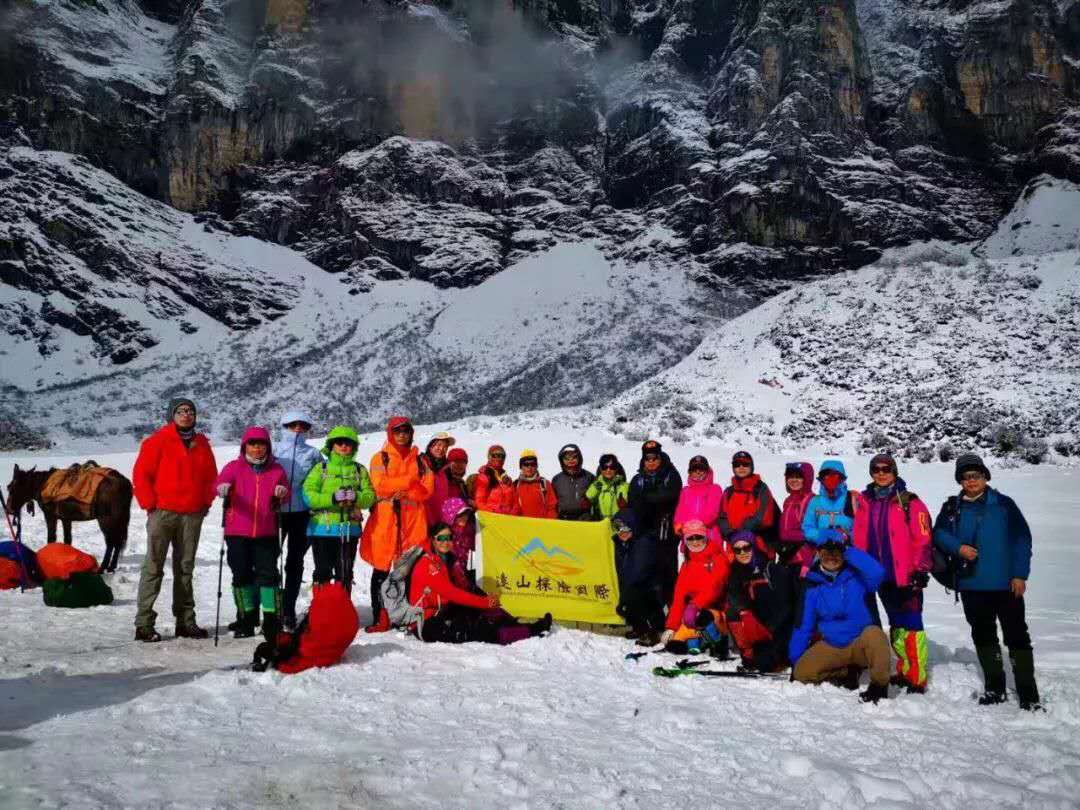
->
[344,489,357,503]
[682,603,700,628]
[333,489,349,504]
[273,485,287,499]
[693,608,715,630]
[911,571,930,590]
[217,483,230,498]
[660,629,674,645]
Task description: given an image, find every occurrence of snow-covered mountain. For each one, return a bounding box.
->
[585,177,1080,462]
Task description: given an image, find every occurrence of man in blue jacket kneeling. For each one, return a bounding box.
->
[790,530,892,703]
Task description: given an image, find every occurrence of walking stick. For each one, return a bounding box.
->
[279,438,298,610]
[214,495,228,647]
[0,487,30,593]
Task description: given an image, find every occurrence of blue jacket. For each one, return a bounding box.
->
[932,488,1032,591]
[611,508,658,590]
[801,482,855,545]
[276,430,323,513]
[789,546,885,663]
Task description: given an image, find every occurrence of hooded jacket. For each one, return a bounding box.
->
[611,508,659,590]
[628,453,682,542]
[552,445,596,520]
[852,478,932,587]
[440,497,476,585]
[932,487,1032,590]
[301,426,376,538]
[788,546,885,663]
[801,460,857,545]
[515,476,558,519]
[779,462,815,567]
[474,464,517,514]
[718,474,777,544]
[133,422,218,514]
[409,548,491,621]
[276,420,323,513]
[215,426,290,538]
[674,468,725,544]
[360,417,435,571]
[665,542,730,631]
[585,474,629,521]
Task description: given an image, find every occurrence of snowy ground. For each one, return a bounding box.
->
[2,433,1079,808]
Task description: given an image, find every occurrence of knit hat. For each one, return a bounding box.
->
[447,448,468,463]
[732,450,754,471]
[869,453,898,475]
[520,449,538,466]
[688,455,710,473]
[166,397,196,423]
[955,453,991,484]
[641,440,662,458]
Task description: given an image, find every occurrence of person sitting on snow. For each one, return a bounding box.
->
[411,523,552,645]
[659,520,730,656]
[789,534,892,703]
[724,530,795,673]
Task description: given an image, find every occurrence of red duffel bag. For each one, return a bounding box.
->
[36,544,98,580]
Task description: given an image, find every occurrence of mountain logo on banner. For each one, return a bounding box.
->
[513,537,584,577]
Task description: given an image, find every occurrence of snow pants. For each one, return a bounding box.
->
[418,604,533,645]
[281,511,311,620]
[793,625,891,687]
[869,582,928,689]
[135,509,203,631]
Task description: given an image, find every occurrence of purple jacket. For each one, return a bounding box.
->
[216,426,290,539]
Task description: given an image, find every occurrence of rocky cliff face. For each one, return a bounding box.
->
[0,0,1077,404]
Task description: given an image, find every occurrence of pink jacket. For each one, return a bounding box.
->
[216,426,290,539]
[674,469,724,544]
[427,467,472,525]
[779,462,815,569]
[852,488,933,587]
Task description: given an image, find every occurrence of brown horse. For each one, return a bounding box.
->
[5,463,132,573]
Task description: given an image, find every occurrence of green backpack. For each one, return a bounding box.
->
[42,572,114,608]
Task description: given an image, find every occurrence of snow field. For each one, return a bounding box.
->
[1,437,1079,808]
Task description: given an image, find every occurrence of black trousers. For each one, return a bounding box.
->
[657,540,679,608]
[370,569,389,617]
[620,583,665,634]
[960,590,1032,651]
[225,536,279,588]
[281,511,311,617]
[311,534,357,588]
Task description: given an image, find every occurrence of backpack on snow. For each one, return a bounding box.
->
[380,544,428,630]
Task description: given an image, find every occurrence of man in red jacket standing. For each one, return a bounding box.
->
[132,398,218,642]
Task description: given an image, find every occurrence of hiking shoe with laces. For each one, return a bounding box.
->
[859,682,889,704]
[176,622,209,639]
[135,627,162,643]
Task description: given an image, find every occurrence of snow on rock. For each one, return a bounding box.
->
[1,445,1079,807]
[982,175,1080,258]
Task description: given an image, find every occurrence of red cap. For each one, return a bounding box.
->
[447,448,468,463]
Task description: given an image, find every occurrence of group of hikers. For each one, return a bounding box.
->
[129,397,1041,709]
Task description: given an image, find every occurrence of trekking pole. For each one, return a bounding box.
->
[214,495,228,647]
[0,488,30,593]
[279,438,298,607]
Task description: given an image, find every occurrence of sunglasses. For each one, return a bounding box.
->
[601,463,618,470]
[614,523,631,534]
[332,439,356,447]
[643,454,661,462]
[434,534,453,543]
[392,426,413,434]
[174,407,195,415]
[961,471,985,481]
[521,460,538,467]
[490,453,506,459]
[689,466,709,473]
[871,465,894,474]
[685,535,707,544]
[733,544,753,554]
[733,462,751,469]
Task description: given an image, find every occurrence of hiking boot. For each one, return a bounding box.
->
[233,613,258,639]
[978,690,1007,706]
[625,627,642,640]
[229,613,260,632]
[889,674,906,687]
[282,611,297,633]
[904,683,927,695]
[829,666,862,691]
[859,682,889,704]
[176,622,209,639]
[635,631,661,647]
[135,627,162,643]
[364,608,391,634]
[262,613,282,645]
[530,613,553,637]
[1010,649,1041,712]
[976,644,1007,699]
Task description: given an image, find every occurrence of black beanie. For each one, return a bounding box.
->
[166,397,196,424]
[732,450,754,471]
[954,453,991,484]
[869,453,898,475]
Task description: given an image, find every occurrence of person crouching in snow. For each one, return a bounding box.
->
[301,426,375,594]
[611,508,665,646]
[724,531,796,673]
[412,523,553,644]
[514,449,557,518]
[659,520,730,656]
[789,535,892,703]
[361,416,434,633]
[441,497,477,588]
[852,453,934,694]
[216,427,290,640]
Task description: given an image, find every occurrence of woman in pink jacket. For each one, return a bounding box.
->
[673,456,725,547]
[778,462,816,572]
[215,426,290,640]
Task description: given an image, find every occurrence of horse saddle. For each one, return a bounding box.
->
[40,462,114,509]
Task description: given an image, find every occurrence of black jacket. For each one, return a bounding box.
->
[628,453,682,542]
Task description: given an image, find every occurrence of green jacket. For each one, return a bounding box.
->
[302,427,376,537]
[586,475,629,520]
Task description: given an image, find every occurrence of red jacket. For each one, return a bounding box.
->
[474,465,516,514]
[514,477,557,518]
[718,475,776,549]
[409,550,490,620]
[666,544,730,631]
[133,424,218,514]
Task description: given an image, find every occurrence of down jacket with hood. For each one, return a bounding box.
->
[852,477,933,587]
[611,508,659,590]
[665,541,730,631]
[801,459,857,545]
[360,417,435,571]
[216,426,290,538]
[301,425,376,539]
[674,468,725,544]
[441,497,476,586]
[628,452,682,542]
[778,462,815,567]
[718,473,778,548]
[552,444,596,520]
[276,410,323,513]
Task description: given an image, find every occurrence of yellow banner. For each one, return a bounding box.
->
[477,512,621,624]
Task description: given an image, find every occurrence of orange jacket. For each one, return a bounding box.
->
[474,465,516,514]
[409,550,490,620]
[132,424,218,514]
[360,437,435,572]
[514,477,557,519]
